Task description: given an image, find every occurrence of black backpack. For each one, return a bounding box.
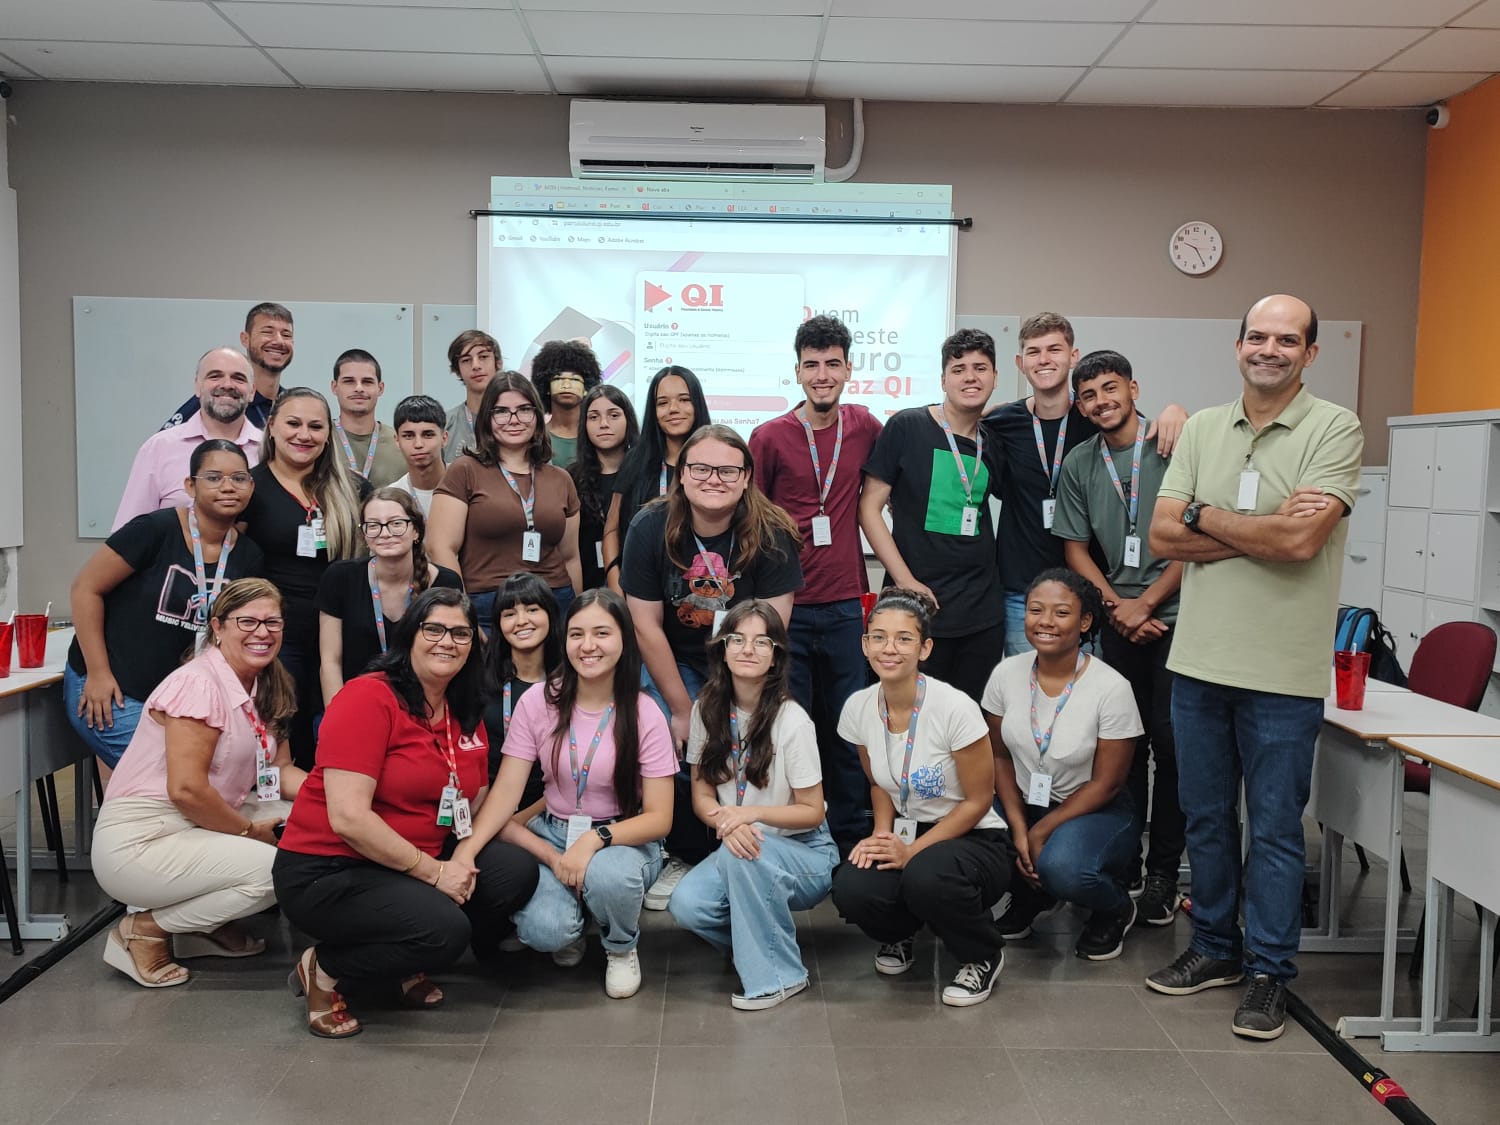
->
[1334,606,1407,687]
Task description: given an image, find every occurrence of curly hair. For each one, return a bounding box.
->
[1024,567,1105,643]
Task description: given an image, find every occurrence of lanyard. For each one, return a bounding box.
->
[1100,422,1146,532]
[502,680,513,734]
[692,532,735,584]
[1031,405,1070,497]
[243,700,270,772]
[878,674,926,817]
[799,406,843,515]
[275,475,320,525]
[658,460,670,496]
[568,704,616,810]
[499,465,536,530]
[433,706,461,795]
[187,506,233,628]
[937,405,982,507]
[728,707,750,806]
[334,419,378,479]
[1030,652,1086,760]
[367,559,413,655]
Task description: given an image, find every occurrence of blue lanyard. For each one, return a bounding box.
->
[878,674,926,816]
[658,461,671,496]
[502,680,513,734]
[334,419,378,479]
[499,465,536,530]
[187,506,233,629]
[1099,421,1146,532]
[937,406,982,506]
[1031,406,1070,497]
[1029,653,1085,760]
[367,559,413,655]
[728,707,749,806]
[691,531,735,584]
[567,704,616,810]
[800,406,844,515]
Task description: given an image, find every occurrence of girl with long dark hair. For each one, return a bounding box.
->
[481,571,563,793]
[569,384,639,591]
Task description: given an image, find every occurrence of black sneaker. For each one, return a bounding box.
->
[1126,869,1145,899]
[1075,899,1137,961]
[1145,947,1245,996]
[1137,875,1181,927]
[996,886,1055,940]
[874,938,915,976]
[1232,973,1288,1040]
[941,951,1003,1007]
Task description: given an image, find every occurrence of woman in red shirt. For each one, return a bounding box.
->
[273,587,539,1038]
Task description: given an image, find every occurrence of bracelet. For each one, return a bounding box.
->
[238,822,252,837]
[401,850,423,874]
[605,558,620,573]
[429,862,444,888]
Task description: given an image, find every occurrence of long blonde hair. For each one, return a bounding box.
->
[260,388,365,560]
[207,578,298,739]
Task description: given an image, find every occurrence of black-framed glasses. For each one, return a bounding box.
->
[491,405,538,423]
[362,518,412,537]
[722,632,776,653]
[419,622,475,644]
[194,471,254,488]
[684,462,745,483]
[229,616,285,634]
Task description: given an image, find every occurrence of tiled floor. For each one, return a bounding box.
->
[2,801,1498,1124]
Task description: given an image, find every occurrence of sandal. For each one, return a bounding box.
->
[173,924,267,960]
[102,916,190,988]
[288,947,362,1039]
[398,972,445,1009]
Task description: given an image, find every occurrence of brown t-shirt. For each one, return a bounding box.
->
[435,455,580,592]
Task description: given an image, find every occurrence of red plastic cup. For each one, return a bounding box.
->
[861,591,879,624]
[1334,650,1371,710]
[14,613,47,669]
[0,622,12,678]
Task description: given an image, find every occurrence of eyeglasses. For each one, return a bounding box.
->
[684,462,746,483]
[722,632,775,653]
[228,616,285,634]
[419,622,476,645]
[491,405,538,423]
[194,472,254,488]
[362,518,412,537]
[863,631,921,651]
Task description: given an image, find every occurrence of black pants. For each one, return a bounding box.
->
[273,837,539,983]
[922,627,1006,705]
[664,769,716,864]
[832,827,1013,963]
[1101,626,1184,880]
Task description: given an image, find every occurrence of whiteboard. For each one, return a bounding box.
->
[73,297,417,537]
[421,303,479,398]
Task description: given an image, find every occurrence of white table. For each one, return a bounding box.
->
[1379,736,1500,1052]
[1307,690,1500,1040]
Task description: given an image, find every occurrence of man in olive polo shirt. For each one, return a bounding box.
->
[1142,294,1363,1042]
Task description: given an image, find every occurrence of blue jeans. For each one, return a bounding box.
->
[1024,792,1140,914]
[63,663,147,769]
[1003,590,1033,658]
[552,585,575,619]
[669,825,837,998]
[788,600,871,850]
[470,589,497,635]
[1172,674,1323,980]
[512,812,663,954]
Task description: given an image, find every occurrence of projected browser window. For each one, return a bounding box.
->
[479,179,956,435]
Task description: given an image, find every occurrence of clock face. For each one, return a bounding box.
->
[1170,221,1222,276]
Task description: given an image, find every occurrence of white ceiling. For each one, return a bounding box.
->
[2,0,1499,108]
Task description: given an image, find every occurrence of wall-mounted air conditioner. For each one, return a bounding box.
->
[569,100,826,183]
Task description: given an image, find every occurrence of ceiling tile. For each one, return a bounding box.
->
[548,57,810,97]
[823,18,1122,66]
[1318,70,1490,106]
[1,0,249,46]
[1384,28,1500,70]
[270,47,549,90]
[813,61,1083,102]
[828,0,1147,19]
[1143,0,1472,26]
[527,13,821,60]
[1067,67,1348,106]
[524,0,821,11]
[0,40,293,84]
[216,2,530,53]
[1103,24,1423,70]
[1454,1,1500,28]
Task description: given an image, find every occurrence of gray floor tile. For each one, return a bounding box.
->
[488,947,665,1046]
[659,969,833,1047]
[650,1045,847,1125]
[837,1046,1043,1125]
[0,1042,120,1125]
[454,1043,657,1125]
[1135,983,1324,1054]
[1367,1048,1500,1124]
[993,984,1174,1050]
[43,1043,297,1124]
[258,1044,482,1125]
[1007,1047,1234,1125]
[1183,1051,1391,1124]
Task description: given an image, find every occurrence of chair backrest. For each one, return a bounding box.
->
[1406,622,1497,711]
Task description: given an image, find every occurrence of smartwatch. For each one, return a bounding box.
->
[1182,501,1207,534]
[594,824,614,848]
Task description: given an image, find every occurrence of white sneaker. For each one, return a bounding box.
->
[643,856,691,911]
[731,977,808,1011]
[605,948,643,998]
[552,936,586,968]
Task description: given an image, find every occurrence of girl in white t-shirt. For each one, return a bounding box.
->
[983,568,1144,962]
[668,599,836,1011]
[830,588,1015,1008]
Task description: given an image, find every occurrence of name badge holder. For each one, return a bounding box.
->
[565,704,616,850]
[938,407,984,538]
[1032,406,1069,531]
[800,406,843,549]
[500,465,544,563]
[187,505,234,630]
[1100,423,1146,569]
[1238,468,1261,511]
[432,710,472,838]
[246,704,281,802]
[1027,652,1085,807]
[879,674,927,845]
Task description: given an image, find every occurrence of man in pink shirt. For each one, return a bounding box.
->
[113,347,263,530]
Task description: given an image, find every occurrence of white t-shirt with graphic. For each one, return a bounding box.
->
[687,699,823,837]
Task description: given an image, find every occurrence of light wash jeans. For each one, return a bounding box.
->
[511,812,663,955]
[63,663,147,769]
[668,824,838,998]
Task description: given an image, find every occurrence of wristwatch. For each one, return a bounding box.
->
[594,825,613,847]
[1182,501,1207,534]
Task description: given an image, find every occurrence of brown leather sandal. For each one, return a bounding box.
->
[288,947,362,1039]
[398,972,445,1009]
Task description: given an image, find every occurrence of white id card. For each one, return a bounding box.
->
[594,541,605,568]
[437,784,457,827]
[453,797,473,839]
[256,766,282,803]
[893,817,918,845]
[1237,470,1261,511]
[311,516,328,551]
[810,514,833,547]
[712,609,728,635]
[296,524,318,558]
[1027,772,1053,807]
[565,813,593,850]
[1123,535,1142,567]
[960,505,980,537]
[1041,498,1057,529]
[521,530,543,563]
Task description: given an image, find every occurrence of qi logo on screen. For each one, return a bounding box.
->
[643,281,726,313]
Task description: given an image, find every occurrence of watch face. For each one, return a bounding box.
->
[1170,221,1222,276]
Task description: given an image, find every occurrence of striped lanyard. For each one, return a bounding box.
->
[499,465,536,530]
[800,405,843,516]
[937,406,982,507]
[692,532,735,586]
[334,419,378,479]
[243,700,270,774]
[728,707,750,806]
[568,704,616,811]
[1100,422,1146,533]
[658,460,671,496]
[502,680,513,734]
[1031,406,1070,498]
[367,558,413,655]
[878,674,926,817]
[187,506,233,628]
[433,706,461,795]
[1029,652,1086,760]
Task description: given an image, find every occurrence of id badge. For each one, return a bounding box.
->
[565,812,593,850]
[712,609,727,635]
[810,514,833,547]
[1027,772,1053,808]
[521,530,543,563]
[295,524,317,558]
[311,516,328,551]
[893,817,918,845]
[1041,498,1056,529]
[1123,535,1142,567]
[452,797,473,840]
[594,541,605,568]
[436,784,457,827]
[256,766,282,803]
[960,506,980,537]
[1237,470,1260,511]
